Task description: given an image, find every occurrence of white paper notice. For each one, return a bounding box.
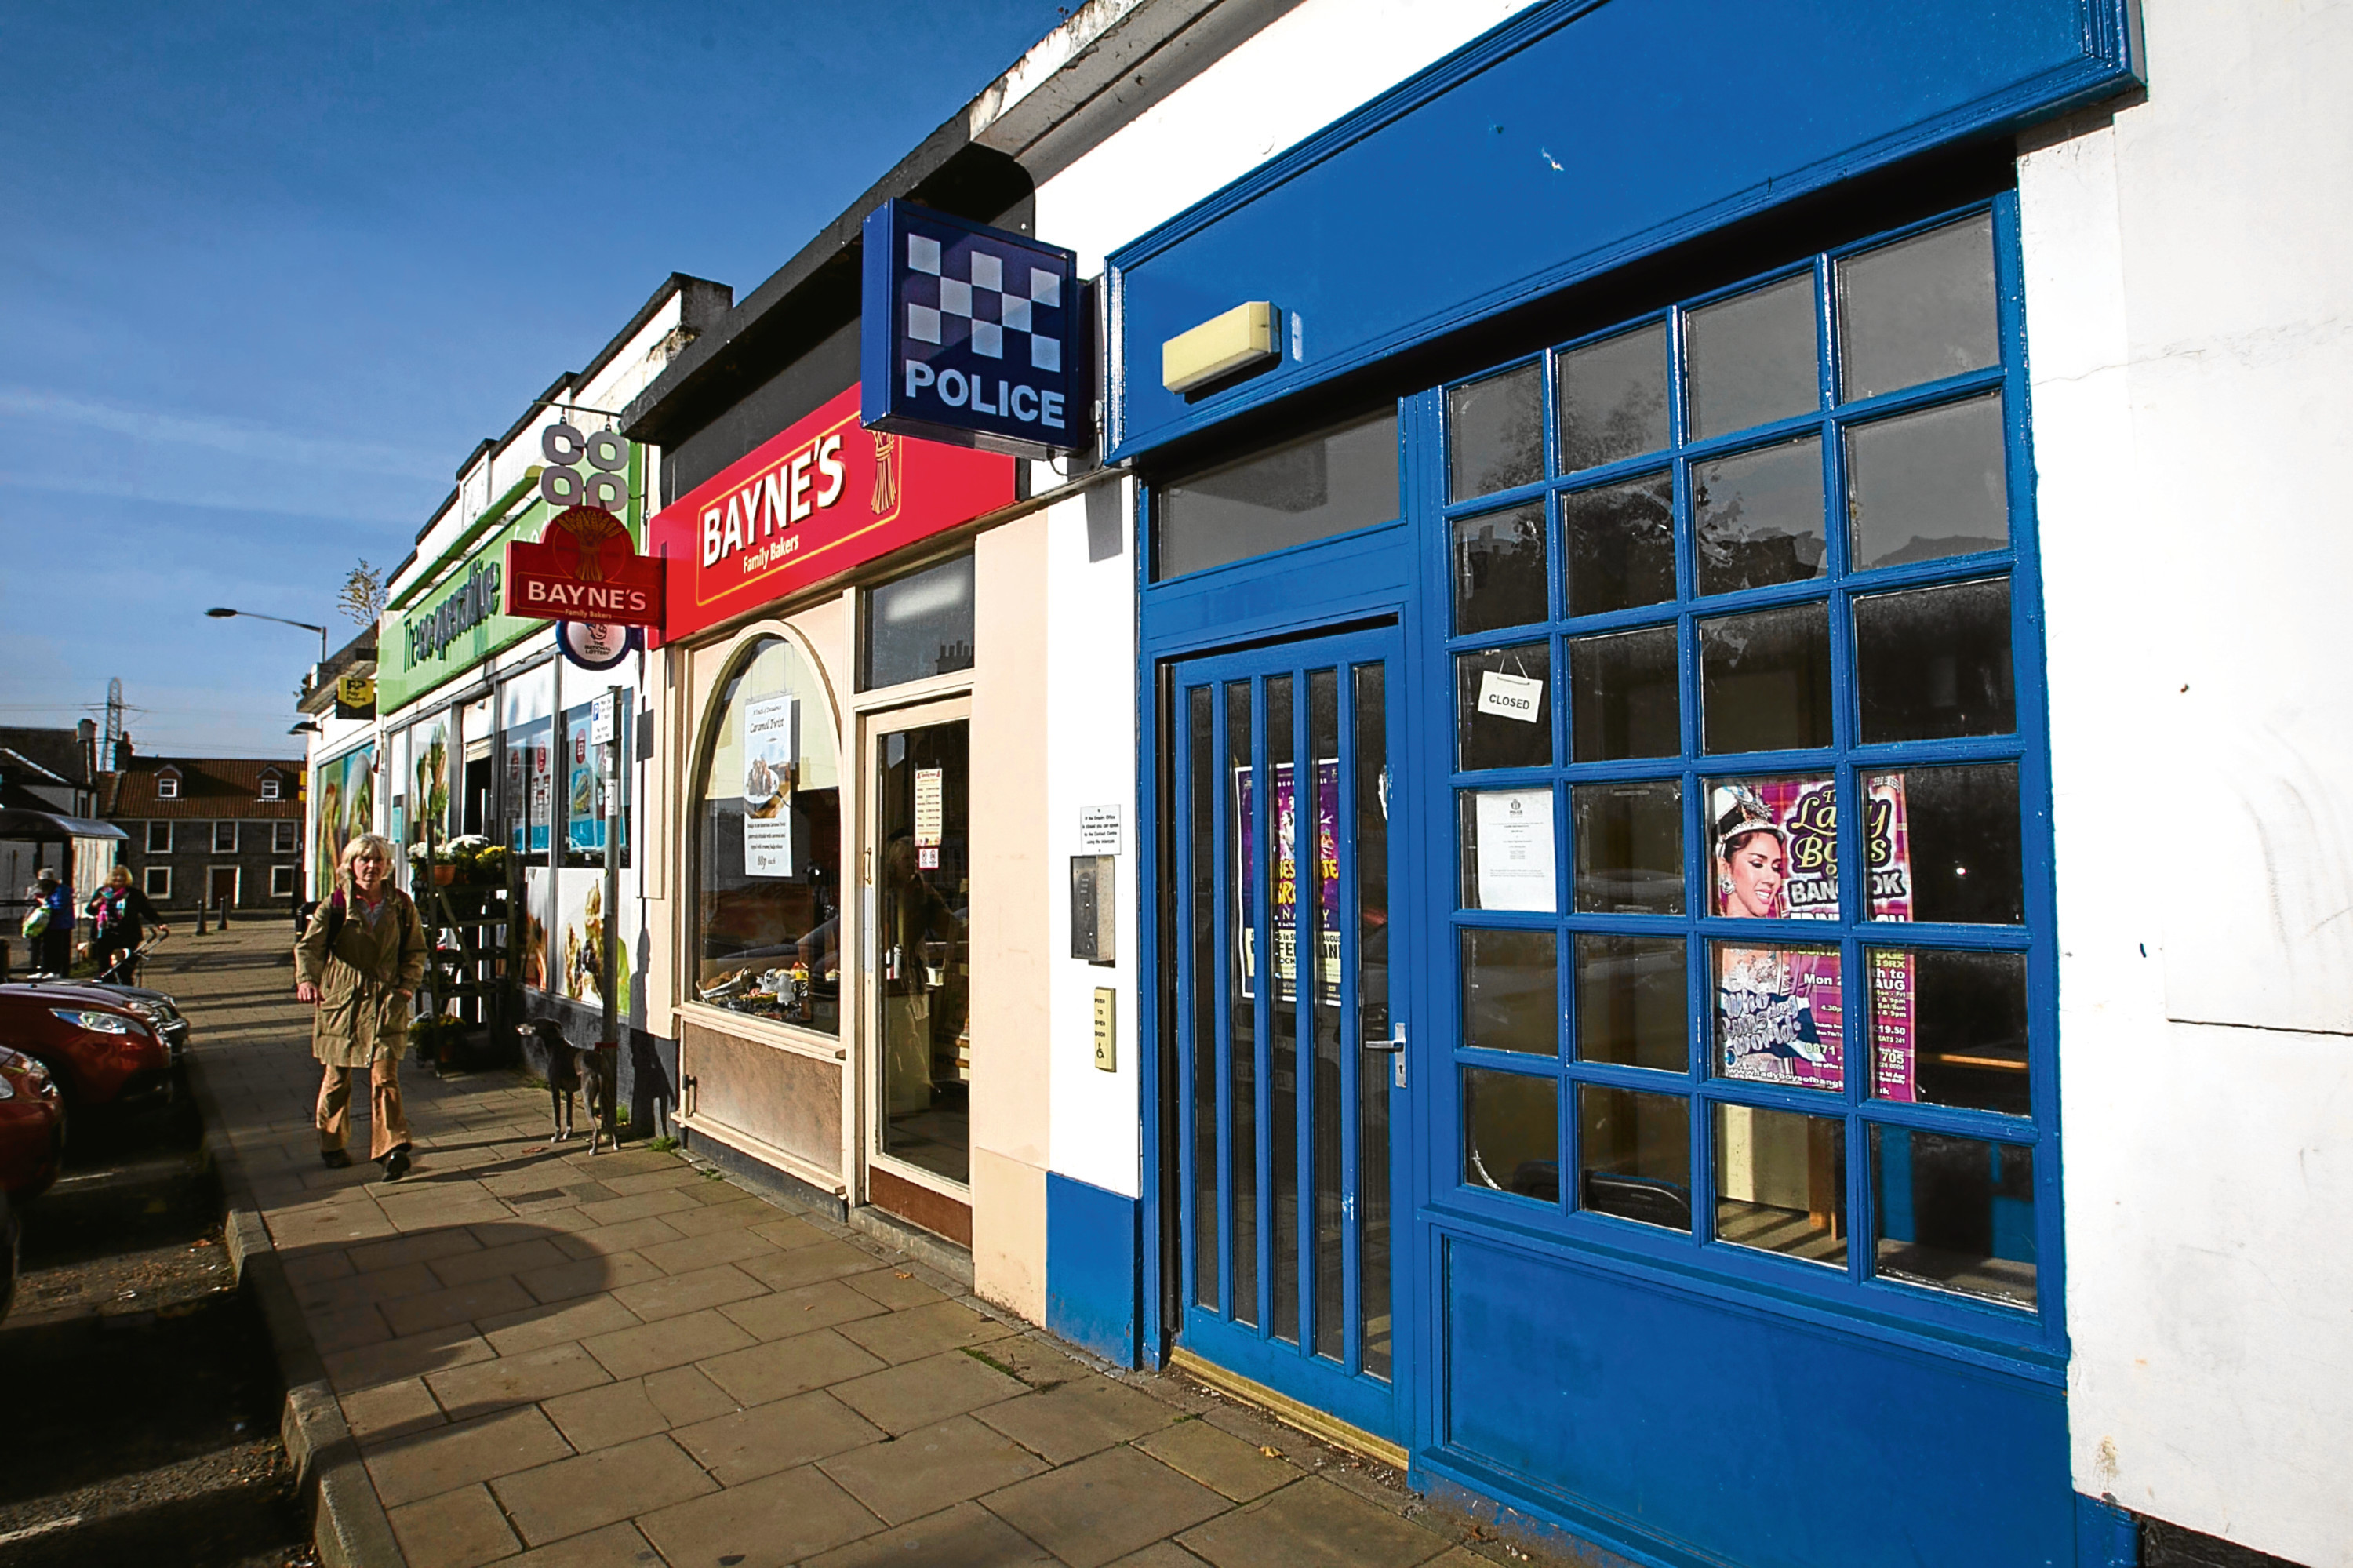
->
[914,768,944,848]
[1078,804,1122,853]
[1474,788,1555,912]
[741,693,797,878]
[1477,669,1544,723]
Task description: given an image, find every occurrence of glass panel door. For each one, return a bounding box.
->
[871,707,971,1186]
[1169,625,1403,1440]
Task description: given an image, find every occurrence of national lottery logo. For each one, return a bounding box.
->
[898,232,1071,435]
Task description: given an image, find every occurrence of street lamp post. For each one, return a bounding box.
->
[204,606,330,664]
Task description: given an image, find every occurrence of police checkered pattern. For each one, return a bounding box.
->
[903,233,1063,373]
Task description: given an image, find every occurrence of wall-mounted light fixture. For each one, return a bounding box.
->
[1162,301,1279,395]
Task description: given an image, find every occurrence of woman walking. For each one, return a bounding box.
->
[294,834,428,1179]
[85,866,169,980]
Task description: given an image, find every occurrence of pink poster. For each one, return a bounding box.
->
[1716,945,1845,1091]
[1710,773,1918,1097]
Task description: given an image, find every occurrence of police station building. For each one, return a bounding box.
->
[1006,2,2351,1566]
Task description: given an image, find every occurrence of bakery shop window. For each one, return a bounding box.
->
[692,635,843,1033]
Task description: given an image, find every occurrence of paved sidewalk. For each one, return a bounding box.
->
[162,927,1551,1568]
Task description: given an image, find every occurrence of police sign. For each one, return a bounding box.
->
[860,199,1086,458]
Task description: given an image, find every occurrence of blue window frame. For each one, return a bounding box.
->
[1427,195,2061,1353]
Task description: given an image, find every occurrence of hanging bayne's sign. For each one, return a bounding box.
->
[504,424,664,627]
[860,198,1087,458]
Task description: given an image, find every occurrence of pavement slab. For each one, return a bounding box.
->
[165,926,1581,1568]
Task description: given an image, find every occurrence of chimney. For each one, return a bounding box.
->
[77,718,96,780]
[116,731,133,769]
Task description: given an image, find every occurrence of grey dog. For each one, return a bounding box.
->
[518,1019,612,1151]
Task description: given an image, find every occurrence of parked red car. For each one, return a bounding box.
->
[0,988,174,1119]
[0,1045,64,1202]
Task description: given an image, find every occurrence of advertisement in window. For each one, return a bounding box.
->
[1235,759,1340,1005]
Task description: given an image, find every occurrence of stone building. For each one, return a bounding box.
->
[100,750,307,915]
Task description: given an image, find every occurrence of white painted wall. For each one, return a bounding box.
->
[2022,4,2353,1562]
[1038,480,1141,1197]
[1025,0,1535,1198]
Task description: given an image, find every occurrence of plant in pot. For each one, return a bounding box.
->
[409,1013,466,1069]
[407,841,457,888]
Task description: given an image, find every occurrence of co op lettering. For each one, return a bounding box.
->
[700,434,846,568]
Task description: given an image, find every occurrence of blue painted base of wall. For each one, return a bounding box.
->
[1046,1171,1139,1366]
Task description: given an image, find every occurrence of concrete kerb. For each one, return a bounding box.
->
[184,1052,406,1568]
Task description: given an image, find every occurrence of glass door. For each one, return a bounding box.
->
[867,701,972,1189]
[1168,625,1406,1442]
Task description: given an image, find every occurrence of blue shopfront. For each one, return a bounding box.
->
[1106,5,2143,1566]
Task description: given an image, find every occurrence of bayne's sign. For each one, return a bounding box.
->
[505,505,663,626]
[648,384,1013,645]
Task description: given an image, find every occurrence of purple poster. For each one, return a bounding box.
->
[1235,759,1340,1004]
[1717,944,1846,1092]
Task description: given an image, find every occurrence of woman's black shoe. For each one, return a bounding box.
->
[380,1146,413,1181]
[321,1149,352,1169]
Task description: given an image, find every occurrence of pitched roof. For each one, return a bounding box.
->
[103,755,307,820]
[0,726,90,786]
[0,746,73,788]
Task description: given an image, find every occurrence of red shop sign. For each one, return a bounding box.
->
[506,505,664,626]
[647,384,1014,645]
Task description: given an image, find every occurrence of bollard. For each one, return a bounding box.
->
[216,894,231,930]
[195,901,209,936]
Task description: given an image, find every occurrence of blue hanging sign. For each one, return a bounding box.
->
[860,199,1087,459]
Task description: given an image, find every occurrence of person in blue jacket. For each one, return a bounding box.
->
[29,868,73,976]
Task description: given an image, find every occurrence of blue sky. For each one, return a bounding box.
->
[0,1,1070,759]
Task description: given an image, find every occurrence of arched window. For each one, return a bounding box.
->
[689,635,843,1035]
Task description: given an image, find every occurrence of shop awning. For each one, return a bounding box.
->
[0,808,128,841]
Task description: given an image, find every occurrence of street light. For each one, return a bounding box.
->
[205,606,329,663]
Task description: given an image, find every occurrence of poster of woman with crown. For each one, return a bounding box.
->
[1711,773,1918,1093]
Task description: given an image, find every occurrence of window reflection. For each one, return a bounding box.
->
[1572,934,1686,1072]
[1871,1126,2037,1309]
[1460,926,1558,1057]
[693,638,843,1033]
[1846,393,2007,569]
[1157,409,1398,580]
[1464,1068,1558,1202]
[1686,273,1820,439]
[1452,505,1548,635]
[1839,213,1999,401]
[1853,577,2015,742]
[1577,1084,1690,1230]
[1571,780,1682,914]
[1569,628,1678,762]
[1556,322,1669,472]
[1700,604,1834,754]
[1693,437,1825,595]
[1563,474,1675,615]
[1448,362,1545,500]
